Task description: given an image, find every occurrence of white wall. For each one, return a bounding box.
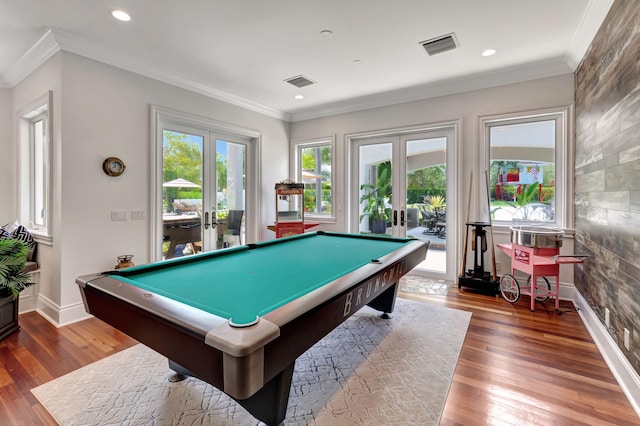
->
[290,74,576,282]
[9,51,290,325]
[10,54,63,320]
[0,88,14,222]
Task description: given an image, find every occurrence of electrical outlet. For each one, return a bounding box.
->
[624,328,630,350]
[131,209,146,220]
[605,308,611,328]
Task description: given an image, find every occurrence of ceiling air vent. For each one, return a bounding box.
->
[285,75,315,88]
[420,33,459,56]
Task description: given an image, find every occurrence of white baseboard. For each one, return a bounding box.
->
[573,289,640,417]
[18,285,38,313]
[36,293,92,327]
[18,270,40,313]
[559,281,574,301]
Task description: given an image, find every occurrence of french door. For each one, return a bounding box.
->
[153,110,256,261]
[350,126,457,281]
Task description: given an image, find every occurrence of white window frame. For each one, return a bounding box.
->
[17,91,53,243]
[480,105,574,230]
[290,135,336,223]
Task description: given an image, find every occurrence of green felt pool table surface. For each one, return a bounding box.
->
[109,232,412,325]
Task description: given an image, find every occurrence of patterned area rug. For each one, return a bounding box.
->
[32,298,471,425]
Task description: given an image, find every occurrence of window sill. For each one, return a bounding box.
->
[304,215,337,225]
[30,230,53,246]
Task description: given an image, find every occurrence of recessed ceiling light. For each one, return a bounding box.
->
[111,10,131,22]
[319,30,333,38]
[482,49,496,57]
[353,59,362,63]
[295,95,304,100]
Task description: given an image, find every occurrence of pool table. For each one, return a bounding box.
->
[77,231,427,425]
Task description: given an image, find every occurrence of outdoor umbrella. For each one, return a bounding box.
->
[163,179,201,213]
[162,178,201,188]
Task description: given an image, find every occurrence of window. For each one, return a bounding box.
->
[292,137,334,219]
[482,107,572,228]
[18,91,52,241]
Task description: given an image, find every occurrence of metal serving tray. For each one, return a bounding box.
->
[510,225,564,248]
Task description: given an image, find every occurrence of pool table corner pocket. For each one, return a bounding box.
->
[205,318,280,357]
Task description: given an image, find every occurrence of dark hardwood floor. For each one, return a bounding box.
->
[1,285,638,425]
[401,286,640,426]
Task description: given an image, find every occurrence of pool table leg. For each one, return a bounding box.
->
[167,360,189,382]
[167,359,293,426]
[234,362,294,426]
[367,282,398,319]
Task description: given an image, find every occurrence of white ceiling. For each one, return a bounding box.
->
[0,0,613,122]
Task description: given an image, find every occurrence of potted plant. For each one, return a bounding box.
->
[359,162,392,234]
[422,194,446,236]
[0,238,33,340]
[359,184,391,233]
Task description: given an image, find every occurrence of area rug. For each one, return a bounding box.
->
[32,298,471,425]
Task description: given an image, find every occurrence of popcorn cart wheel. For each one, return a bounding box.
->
[499,274,520,303]
[499,274,551,304]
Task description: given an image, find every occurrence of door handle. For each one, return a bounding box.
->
[400,210,405,227]
[204,211,210,229]
[393,209,398,226]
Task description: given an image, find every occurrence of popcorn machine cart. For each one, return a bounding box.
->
[267,181,319,238]
[498,225,586,313]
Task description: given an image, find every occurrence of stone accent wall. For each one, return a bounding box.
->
[574,0,640,372]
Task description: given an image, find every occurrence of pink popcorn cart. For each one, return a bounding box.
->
[497,225,586,313]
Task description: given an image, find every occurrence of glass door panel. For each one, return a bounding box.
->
[160,130,250,257]
[357,141,393,236]
[213,138,246,249]
[405,136,447,274]
[162,129,205,259]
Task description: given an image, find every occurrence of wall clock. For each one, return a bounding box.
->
[102,157,126,177]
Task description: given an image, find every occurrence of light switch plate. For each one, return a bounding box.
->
[110,210,128,221]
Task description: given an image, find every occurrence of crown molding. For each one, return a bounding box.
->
[3,29,61,88]
[50,29,289,121]
[565,0,614,70]
[290,0,613,123]
[289,56,573,122]
[4,28,290,122]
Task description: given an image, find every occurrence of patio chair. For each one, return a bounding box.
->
[225,210,244,246]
